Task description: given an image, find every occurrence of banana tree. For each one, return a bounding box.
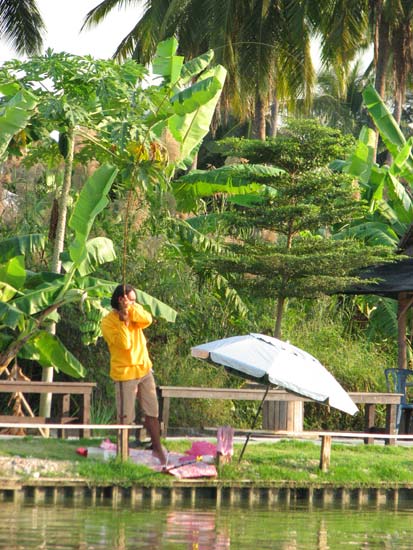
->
[0,39,224,409]
[150,37,227,167]
[0,37,223,371]
[0,84,38,159]
[0,164,177,378]
[335,84,413,368]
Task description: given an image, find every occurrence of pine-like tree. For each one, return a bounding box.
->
[206,120,395,337]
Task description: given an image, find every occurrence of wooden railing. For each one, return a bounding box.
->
[0,381,96,437]
[157,386,404,444]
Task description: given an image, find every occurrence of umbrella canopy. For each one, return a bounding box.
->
[191,333,358,416]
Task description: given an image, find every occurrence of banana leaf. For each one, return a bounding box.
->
[172,164,282,212]
[365,297,398,340]
[13,279,70,315]
[0,281,19,302]
[168,65,227,162]
[343,126,376,185]
[171,75,223,115]
[336,221,399,246]
[0,300,25,329]
[152,37,184,84]
[0,256,26,291]
[386,173,413,222]
[25,331,86,378]
[0,88,38,160]
[176,164,285,185]
[76,277,177,323]
[68,164,118,269]
[24,270,63,289]
[62,237,116,277]
[0,234,46,262]
[179,50,215,87]
[362,85,413,172]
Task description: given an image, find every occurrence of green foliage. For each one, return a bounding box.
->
[337,86,413,347]
[0,87,38,160]
[194,120,395,336]
[212,238,394,301]
[208,119,356,172]
[173,164,282,212]
[362,85,413,172]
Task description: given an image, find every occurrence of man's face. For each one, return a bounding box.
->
[119,290,136,309]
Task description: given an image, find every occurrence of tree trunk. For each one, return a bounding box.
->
[398,293,409,370]
[370,0,390,160]
[374,0,389,100]
[252,94,266,140]
[274,296,285,339]
[269,98,279,138]
[39,129,75,419]
[391,20,410,126]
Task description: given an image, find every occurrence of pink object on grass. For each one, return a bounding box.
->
[216,426,234,457]
[168,462,217,479]
[100,439,117,451]
[76,447,88,457]
[184,440,217,459]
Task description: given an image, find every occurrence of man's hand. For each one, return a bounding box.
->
[118,295,131,324]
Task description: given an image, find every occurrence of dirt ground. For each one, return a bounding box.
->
[0,456,75,479]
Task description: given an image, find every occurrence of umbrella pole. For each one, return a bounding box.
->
[238,385,270,463]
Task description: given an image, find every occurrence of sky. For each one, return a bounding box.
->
[0,0,143,63]
[0,2,371,73]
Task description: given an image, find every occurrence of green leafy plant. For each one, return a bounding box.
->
[0,163,176,377]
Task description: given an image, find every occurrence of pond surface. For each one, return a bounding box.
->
[1,499,413,549]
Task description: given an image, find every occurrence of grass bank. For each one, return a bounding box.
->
[0,436,412,487]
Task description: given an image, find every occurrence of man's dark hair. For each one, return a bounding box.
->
[110,284,135,310]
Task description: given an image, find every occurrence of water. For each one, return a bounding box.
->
[0,500,413,549]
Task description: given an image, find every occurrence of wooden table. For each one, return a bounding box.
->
[157,386,403,444]
[0,381,96,438]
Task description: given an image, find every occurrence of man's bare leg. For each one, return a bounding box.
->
[144,415,167,465]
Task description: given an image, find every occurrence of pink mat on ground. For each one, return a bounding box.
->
[88,439,218,478]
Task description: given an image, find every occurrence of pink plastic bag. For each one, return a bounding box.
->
[184,440,217,460]
[216,426,234,458]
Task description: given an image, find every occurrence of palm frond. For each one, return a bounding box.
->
[0,0,45,55]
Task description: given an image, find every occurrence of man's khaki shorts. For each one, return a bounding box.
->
[115,371,159,424]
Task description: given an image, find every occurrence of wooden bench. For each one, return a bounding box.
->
[0,422,140,461]
[0,381,96,438]
[157,386,403,444]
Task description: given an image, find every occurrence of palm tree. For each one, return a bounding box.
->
[83,0,315,140]
[307,59,367,134]
[0,0,45,55]
[387,1,413,124]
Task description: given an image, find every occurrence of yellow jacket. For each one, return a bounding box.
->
[101,303,153,381]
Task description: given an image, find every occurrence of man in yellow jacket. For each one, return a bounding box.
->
[101,283,166,465]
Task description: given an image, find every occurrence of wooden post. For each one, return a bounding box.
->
[117,428,129,462]
[160,396,170,437]
[58,394,70,439]
[364,404,375,445]
[397,293,409,370]
[319,435,332,472]
[263,401,303,432]
[386,404,397,446]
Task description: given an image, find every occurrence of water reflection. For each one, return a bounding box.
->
[166,511,230,548]
[0,501,412,549]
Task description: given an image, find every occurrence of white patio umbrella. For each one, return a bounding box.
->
[191,333,358,416]
[191,333,358,461]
